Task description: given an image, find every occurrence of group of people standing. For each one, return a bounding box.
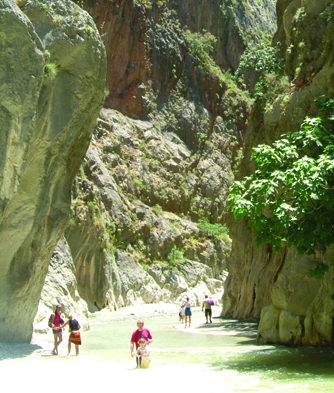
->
[50,304,82,356]
[49,295,214,364]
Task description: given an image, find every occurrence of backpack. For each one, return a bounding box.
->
[48,314,53,328]
[48,312,64,327]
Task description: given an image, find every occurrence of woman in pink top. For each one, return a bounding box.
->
[51,305,63,355]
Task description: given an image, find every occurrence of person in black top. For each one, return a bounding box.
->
[60,314,82,356]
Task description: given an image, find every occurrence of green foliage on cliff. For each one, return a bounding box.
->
[228,96,334,255]
[198,220,229,239]
[237,42,286,108]
[167,246,186,266]
[238,42,284,76]
[185,29,224,81]
[44,62,59,79]
[133,0,152,8]
[185,29,216,65]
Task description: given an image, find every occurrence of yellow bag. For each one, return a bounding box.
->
[140,359,151,369]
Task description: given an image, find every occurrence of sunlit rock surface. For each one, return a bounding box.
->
[62,109,231,312]
[0,0,106,342]
[75,0,277,117]
[33,237,89,333]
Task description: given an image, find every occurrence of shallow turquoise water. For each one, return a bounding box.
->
[83,311,334,392]
[2,309,334,392]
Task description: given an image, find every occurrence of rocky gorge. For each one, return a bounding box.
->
[33,0,276,331]
[2,0,334,347]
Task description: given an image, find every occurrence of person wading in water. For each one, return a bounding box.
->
[130,320,153,368]
[184,297,192,328]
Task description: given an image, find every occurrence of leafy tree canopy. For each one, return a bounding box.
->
[228,96,334,255]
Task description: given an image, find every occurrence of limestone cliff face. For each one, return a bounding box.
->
[63,109,231,311]
[172,0,277,71]
[0,0,106,342]
[33,237,90,333]
[223,0,334,345]
[73,0,276,118]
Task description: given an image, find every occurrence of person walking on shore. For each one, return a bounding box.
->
[51,305,63,355]
[130,320,153,368]
[202,295,213,324]
[61,314,82,356]
[184,297,192,328]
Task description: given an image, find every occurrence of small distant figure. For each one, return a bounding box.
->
[50,304,64,355]
[61,314,82,356]
[179,302,185,323]
[130,320,153,368]
[202,295,213,324]
[184,297,192,328]
[136,337,151,368]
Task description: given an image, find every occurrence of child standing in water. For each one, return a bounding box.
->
[61,314,82,356]
[136,338,151,368]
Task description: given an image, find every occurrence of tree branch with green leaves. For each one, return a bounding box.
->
[228,96,334,255]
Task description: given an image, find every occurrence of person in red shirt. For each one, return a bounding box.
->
[130,320,153,368]
[51,305,63,355]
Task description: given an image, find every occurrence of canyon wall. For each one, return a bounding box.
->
[0,0,106,341]
[63,108,232,312]
[223,0,334,345]
[73,0,276,118]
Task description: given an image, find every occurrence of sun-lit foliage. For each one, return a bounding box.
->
[228,96,334,254]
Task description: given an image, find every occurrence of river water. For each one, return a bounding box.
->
[1,305,334,392]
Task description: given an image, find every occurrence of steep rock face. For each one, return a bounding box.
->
[73,0,150,117]
[33,237,90,333]
[174,0,277,70]
[258,247,334,345]
[32,0,278,313]
[63,109,231,311]
[73,0,276,118]
[223,0,334,345]
[0,0,106,342]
